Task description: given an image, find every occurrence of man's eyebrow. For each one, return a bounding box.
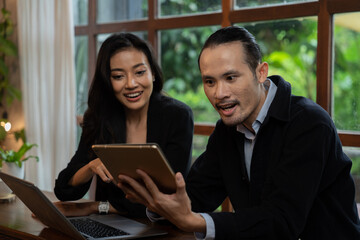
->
[201,74,214,80]
[222,70,240,77]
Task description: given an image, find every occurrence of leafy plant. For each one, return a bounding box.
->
[0,142,39,168]
[0,6,21,109]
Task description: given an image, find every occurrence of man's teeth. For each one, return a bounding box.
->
[126,92,141,98]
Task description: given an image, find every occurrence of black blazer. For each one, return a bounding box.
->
[187,76,360,239]
[54,92,194,217]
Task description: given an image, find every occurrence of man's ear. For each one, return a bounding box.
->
[256,62,269,83]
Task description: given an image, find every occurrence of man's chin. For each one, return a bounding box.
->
[220,116,241,127]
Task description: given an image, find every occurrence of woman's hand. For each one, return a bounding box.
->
[88,158,114,183]
[117,170,206,233]
[69,158,114,187]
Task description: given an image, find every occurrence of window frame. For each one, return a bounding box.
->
[74,0,360,147]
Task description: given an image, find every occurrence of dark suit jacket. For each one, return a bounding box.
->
[187,75,360,239]
[54,92,194,217]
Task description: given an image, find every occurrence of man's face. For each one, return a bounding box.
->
[199,41,268,128]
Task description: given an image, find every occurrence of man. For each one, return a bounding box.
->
[117,26,360,239]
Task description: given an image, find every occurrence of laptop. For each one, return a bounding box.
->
[0,171,168,240]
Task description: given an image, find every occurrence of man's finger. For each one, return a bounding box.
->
[135,169,160,196]
[175,172,186,194]
[118,174,154,205]
[118,181,145,204]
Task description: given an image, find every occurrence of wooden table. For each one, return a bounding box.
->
[0,192,195,240]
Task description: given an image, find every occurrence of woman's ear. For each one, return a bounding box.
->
[256,62,269,83]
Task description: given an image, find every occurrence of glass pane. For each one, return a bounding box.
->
[333,12,360,132]
[344,146,360,202]
[236,18,318,101]
[73,0,88,26]
[97,0,148,23]
[160,26,220,124]
[75,36,88,143]
[159,0,221,17]
[160,26,220,159]
[235,0,317,9]
[192,135,209,162]
[96,32,148,53]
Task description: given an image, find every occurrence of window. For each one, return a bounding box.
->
[234,0,317,9]
[236,18,318,101]
[73,0,360,162]
[159,0,221,17]
[97,0,148,23]
[333,12,360,132]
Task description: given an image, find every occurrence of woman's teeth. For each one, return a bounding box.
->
[125,92,142,98]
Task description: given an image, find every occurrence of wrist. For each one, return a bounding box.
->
[98,201,110,215]
[179,212,206,233]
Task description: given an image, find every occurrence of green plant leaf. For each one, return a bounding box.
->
[0,143,38,168]
[0,58,8,76]
[0,125,6,141]
[0,38,17,56]
[14,128,26,142]
[16,142,38,159]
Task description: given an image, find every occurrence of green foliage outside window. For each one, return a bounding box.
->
[159,18,360,170]
[333,25,360,131]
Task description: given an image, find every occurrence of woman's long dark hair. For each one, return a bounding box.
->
[82,33,164,146]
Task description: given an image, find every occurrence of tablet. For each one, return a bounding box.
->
[92,143,176,193]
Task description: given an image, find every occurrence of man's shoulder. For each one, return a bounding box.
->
[290,95,332,126]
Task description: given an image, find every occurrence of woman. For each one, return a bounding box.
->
[54,33,193,217]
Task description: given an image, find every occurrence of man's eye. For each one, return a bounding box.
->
[205,79,214,85]
[226,76,235,81]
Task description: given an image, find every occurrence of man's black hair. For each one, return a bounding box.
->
[198,26,262,74]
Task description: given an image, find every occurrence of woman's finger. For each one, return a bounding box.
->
[97,167,111,182]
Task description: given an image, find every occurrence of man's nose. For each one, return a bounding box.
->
[215,81,228,99]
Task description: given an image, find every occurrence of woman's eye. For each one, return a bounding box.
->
[112,75,124,80]
[135,70,146,76]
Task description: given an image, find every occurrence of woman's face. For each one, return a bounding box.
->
[110,48,154,113]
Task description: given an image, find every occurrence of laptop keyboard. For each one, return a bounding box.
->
[69,218,129,238]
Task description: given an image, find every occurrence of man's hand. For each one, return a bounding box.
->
[117,170,206,233]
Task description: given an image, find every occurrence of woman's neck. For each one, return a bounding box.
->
[125,104,149,143]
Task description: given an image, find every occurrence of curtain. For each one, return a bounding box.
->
[17,0,76,191]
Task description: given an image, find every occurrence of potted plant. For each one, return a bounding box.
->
[0,127,39,197]
[0,141,39,174]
